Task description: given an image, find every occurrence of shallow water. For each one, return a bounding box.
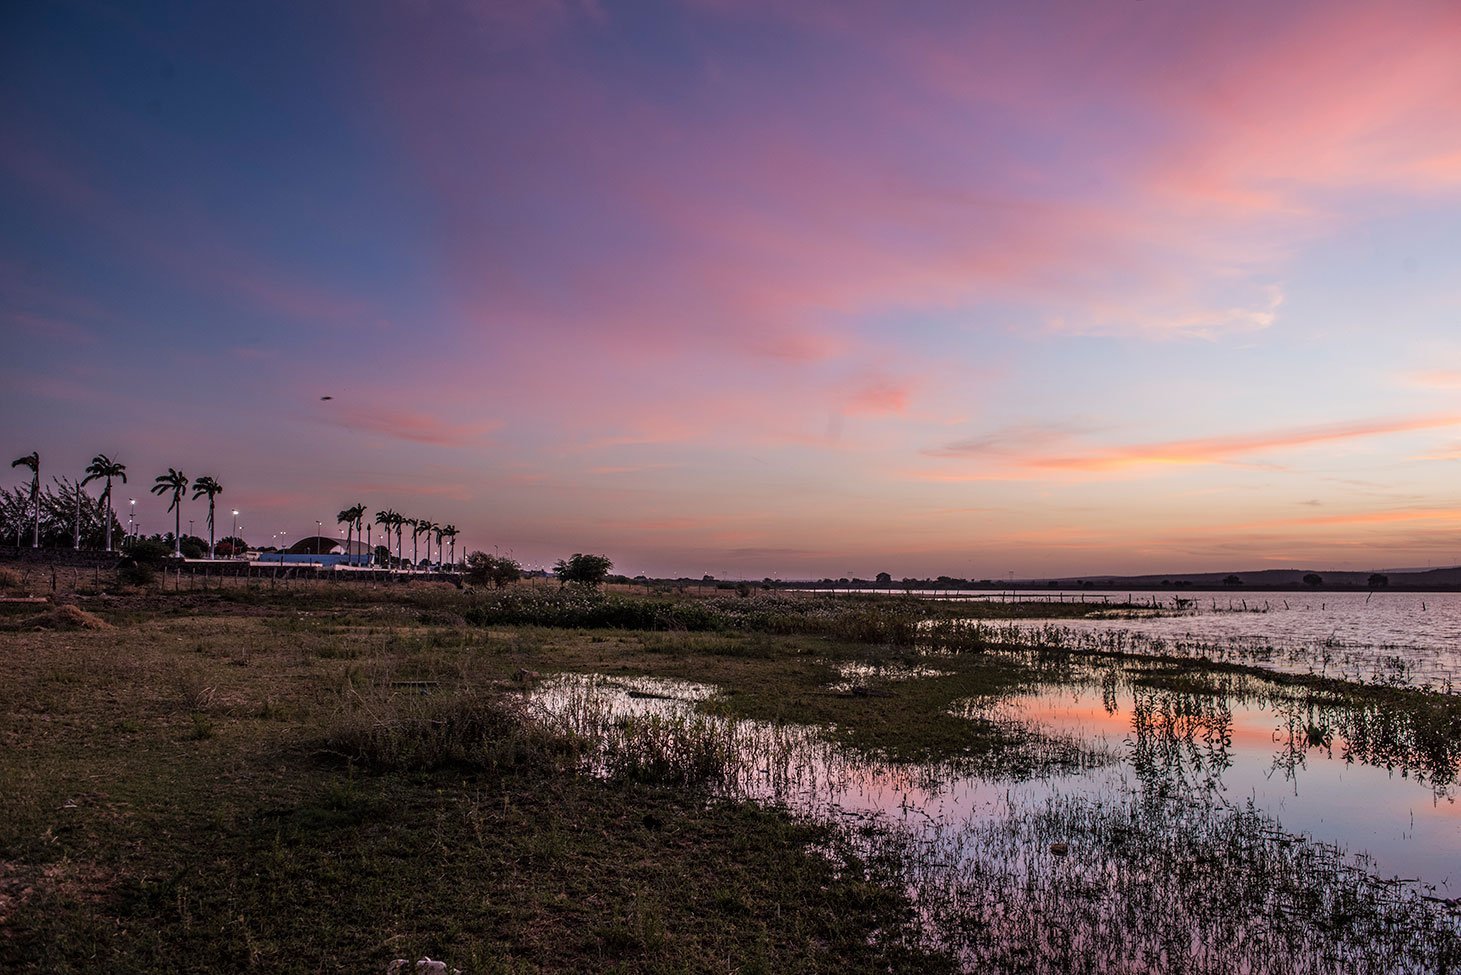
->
[981,666,1461,887]
[982,589,1461,688]
[526,670,1461,972]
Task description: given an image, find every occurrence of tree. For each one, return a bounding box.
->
[406,518,422,568]
[466,551,522,587]
[1302,573,1323,587]
[375,509,400,567]
[82,454,127,552]
[1,488,29,547]
[1222,574,1242,587]
[875,571,892,586]
[353,505,367,562]
[191,476,223,558]
[1,477,113,549]
[10,452,39,547]
[441,524,459,568]
[554,553,613,589]
[151,468,189,556]
[1368,573,1389,589]
[417,519,437,566]
[337,503,365,563]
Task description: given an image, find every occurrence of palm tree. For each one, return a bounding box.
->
[432,523,446,569]
[394,514,405,567]
[191,476,223,558]
[336,507,355,560]
[419,519,439,568]
[375,509,399,568]
[10,452,39,548]
[441,524,459,569]
[407,517,424,569]
[151,468,189,556]
[82,454,127,552]
[350,504,367,565]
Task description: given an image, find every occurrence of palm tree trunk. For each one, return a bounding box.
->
[74,481,81,549]
[208,498,216,559]
[104,481,113,552]
[174,503,182,556]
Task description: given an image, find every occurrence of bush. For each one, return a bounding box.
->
[554,553,613,588]
[465,552,522,588]
[325,686,567,772]
[0,566,23,593]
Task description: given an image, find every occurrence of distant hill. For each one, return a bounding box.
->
[1032,566,1461,589]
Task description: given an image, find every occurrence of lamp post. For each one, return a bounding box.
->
[232,510,239,556]
[315,520,322,556]
[129,498,136,539]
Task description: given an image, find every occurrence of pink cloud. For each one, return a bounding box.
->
[0,131,375,330]
[322,406,501,447]
[1404,370,1461,389]
[927,414,1461,475]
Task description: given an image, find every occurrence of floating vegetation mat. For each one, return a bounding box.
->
[526,672,1461,974]
[825,660,954,693]
[940,618,1461,690]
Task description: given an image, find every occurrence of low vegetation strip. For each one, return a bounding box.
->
[2,579,1456,973]
[458,588,1122,644]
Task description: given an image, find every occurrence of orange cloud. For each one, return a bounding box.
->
[930,414,1461,475]
[1286,508,1461,529]
[1405,370,1461,389]
[324,406,500,447]
[843,376,914,416]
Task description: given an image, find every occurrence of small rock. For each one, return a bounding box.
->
[386,959,460,975]
[1049,842,1070,857]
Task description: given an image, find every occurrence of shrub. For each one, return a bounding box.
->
[0,565,23,592]
[325,686,567,772]
[465,552,522,588]
[553,553,613,588]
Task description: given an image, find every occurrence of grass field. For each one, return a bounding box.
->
[2,577,1457,973]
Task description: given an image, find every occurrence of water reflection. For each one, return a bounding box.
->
[982,664,1461,884]
[988,590,1461,688]
[526,670,1461,974]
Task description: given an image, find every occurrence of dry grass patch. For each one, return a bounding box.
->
[2,605,113,631]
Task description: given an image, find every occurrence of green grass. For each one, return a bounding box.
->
[3,579,1457,973]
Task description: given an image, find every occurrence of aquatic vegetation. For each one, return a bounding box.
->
[526,671,1461,974]
[324,683,567,772]
[826,660,954,693]
[882,788,1461,975]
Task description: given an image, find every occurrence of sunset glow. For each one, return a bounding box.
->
[4,0,1461,577]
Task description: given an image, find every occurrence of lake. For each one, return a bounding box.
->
[529,659,1461,973]
[940,589,1461,689]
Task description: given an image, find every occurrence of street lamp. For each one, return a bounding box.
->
[129,498,136,539]
[315,520,322,555]
[232,510,239,556]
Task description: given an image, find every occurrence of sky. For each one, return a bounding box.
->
[3,0,1461,579]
